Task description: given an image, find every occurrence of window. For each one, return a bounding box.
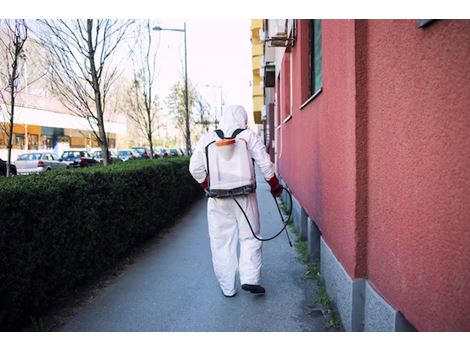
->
[276,76,281,127]
[28,134,39,150]
[310,19,322,95]
[281,52,292,121]
[18,153,42,161]
[14,134,25,149]
[42,136,53,149]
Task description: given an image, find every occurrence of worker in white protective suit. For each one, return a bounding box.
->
[189,105,282,297]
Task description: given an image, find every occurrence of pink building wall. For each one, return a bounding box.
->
[277,20,363,278]
[366,20,470,331]
[275,19,470,331]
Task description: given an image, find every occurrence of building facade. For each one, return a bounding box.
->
[0,92,126,160]
[251,19,264,126]
[253,19,470,331]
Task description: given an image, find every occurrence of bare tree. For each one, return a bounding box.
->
[0,19,28,177]
[36,19,133,165]
[125,20,160,158]
[166,80,198,147]
[194,92,214,134]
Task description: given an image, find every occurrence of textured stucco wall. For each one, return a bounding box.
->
[366,20,470,331]
[277,20,361,278]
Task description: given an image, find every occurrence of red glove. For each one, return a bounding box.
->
[267,174,283,197]
[200,177,208,190]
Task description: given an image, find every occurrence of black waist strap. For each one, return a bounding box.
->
[207,184,256,198]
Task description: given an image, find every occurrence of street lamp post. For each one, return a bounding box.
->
[153,22,191,155]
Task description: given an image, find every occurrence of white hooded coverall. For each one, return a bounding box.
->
[189,105,275,296]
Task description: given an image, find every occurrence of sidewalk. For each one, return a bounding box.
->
[57,172,324,332]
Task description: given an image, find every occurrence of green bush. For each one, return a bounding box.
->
[0,157,202,330]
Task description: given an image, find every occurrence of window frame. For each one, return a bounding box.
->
[310,19,323,97]
[300,19,323,110]
[280,52,292,123]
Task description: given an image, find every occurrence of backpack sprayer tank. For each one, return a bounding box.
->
[205,129,256,198]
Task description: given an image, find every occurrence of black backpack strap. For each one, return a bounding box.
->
[214,129,225,139]
[230,128,246,139]
[204,140,216,189]
[214,128,246,140]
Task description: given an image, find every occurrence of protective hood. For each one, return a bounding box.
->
[217,105,248,137]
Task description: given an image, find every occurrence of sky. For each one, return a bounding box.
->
[151,19,254,125]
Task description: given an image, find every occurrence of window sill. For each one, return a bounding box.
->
[299,88,322,110]
[283,114,293,124]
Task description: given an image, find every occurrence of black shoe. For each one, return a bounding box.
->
[242,284,266,295]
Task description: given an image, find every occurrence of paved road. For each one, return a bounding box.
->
[58,173,323,332]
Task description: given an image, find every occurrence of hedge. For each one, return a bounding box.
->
[0,157,202,330]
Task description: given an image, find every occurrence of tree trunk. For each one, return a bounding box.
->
[98,124,110,165]
[6,66,17,178]
[147,112,154,159]
[87,19,110,165]
[6,117,14,178]
[148,131,154,159]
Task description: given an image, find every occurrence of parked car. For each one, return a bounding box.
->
[167,148,181,157]
[131,146,152,159]
[152,147,165,158]
[117,149,141,162]
[61,150,98,168]
[14,152,68,174]
[0,158,17,176]
[91,149,121,164]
